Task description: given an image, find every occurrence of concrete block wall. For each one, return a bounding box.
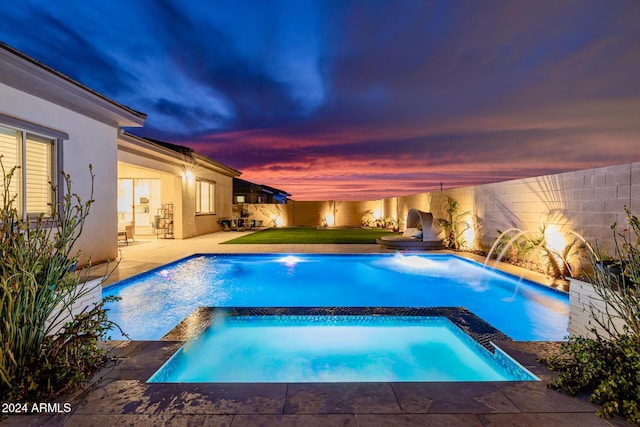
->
[244,200,388,228]
[244,203,291,227]
[396,162,638,255]
[290,201,332,226]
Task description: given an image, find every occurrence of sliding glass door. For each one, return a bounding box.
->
[117,178,161,235]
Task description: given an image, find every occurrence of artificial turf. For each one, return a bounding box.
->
[220,227,397,244]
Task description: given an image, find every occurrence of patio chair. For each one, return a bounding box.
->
[125,224,135,242]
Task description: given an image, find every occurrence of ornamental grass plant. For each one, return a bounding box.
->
[0,157,119,410]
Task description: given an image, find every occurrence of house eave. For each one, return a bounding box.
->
[193,152,242,178]
[0,43,146,128]
[118,132,190,168]
[118,132,241,178]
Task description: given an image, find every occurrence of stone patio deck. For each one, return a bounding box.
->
[1,231,631,426]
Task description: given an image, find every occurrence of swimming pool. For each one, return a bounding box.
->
[104,253,569,341]
[148,315,537,383]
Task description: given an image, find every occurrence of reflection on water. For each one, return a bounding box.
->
[104,254,570,341]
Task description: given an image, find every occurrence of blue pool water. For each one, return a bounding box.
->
[148,316,537,383]
[104,253,569,341]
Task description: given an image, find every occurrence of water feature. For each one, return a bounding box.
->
[487,226,597,286]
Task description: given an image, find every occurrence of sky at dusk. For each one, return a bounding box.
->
[2,1,639,200]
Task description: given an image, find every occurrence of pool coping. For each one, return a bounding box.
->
[161,306,513,354]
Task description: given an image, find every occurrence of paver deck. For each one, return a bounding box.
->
[2,231,631,426]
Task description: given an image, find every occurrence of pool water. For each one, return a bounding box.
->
[148,315,537,383]
[104,253,569,341]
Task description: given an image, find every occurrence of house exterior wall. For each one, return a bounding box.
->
[182,166,235,238]
[118,145,236,239]
[1,82,119,264]
[116,161,181,236]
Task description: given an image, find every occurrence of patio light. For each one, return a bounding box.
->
[181,168,195,183]
[544,224,567,255]
[325,213,335,227]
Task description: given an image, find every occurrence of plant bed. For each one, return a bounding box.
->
[594,260,636,289]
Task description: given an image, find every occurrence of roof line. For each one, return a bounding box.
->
[120,131,241,177]
[0,42,147,120]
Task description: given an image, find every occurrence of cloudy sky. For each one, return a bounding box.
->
[3,1,639,200]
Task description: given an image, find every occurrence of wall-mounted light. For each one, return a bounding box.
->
[181,167,195,183]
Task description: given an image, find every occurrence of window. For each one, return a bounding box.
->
[195,179,215,214]
[235,195,245,203]
[0,124,56,217]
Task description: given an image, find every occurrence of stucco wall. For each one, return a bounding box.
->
[181,167,234,238]
[1,82,119,265]
[118,155,235,239]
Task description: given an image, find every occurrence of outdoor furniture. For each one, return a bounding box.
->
[218,219,233,231]
[117,231,128,245]
[118,223,135,245]
[377,208,444,250]
[238,218,252,231]
[125,224,135,242]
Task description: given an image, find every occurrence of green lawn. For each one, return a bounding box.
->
[221,227,397,244]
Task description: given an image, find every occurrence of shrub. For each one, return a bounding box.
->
[435,196,470,250]
[540,207,640,424]
[543,335,640,424]
[490,225,584,279]
[0,157,120,406]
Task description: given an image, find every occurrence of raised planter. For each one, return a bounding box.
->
[567,277,629,340]
[46,277,103,336]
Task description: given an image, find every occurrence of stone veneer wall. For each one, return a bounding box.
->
[47,278,103,336]
[567,277,629,339]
